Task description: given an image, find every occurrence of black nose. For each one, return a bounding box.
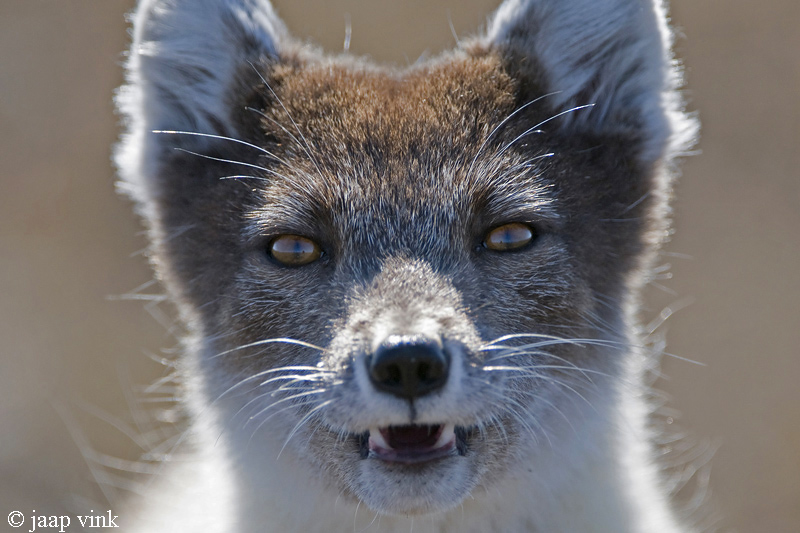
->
[369,336,449,400]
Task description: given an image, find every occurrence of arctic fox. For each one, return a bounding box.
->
[116,0,698,531]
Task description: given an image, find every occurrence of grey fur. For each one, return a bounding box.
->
[117,0,699,530]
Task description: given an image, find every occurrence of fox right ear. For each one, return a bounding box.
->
[116,0,289,209]
[485,0,696,164]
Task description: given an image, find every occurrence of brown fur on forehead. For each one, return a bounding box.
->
[151,44,666,332]
[241,50,563,254]
[247,48,656,205]
[245,49,556,205]
[241,48,658,273]
[263,50,519,153]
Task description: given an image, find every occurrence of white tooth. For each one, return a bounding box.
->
[368,427,392,450]
[434,423,456,449]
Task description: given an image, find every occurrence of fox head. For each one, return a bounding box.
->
[117,0,697,519]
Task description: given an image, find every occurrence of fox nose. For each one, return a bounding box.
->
[369,336,449,400]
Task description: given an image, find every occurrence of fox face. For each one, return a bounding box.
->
[117,0,697,526]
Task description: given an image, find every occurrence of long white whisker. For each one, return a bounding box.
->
[495,104,595,158]
[209,362,330,408]
[248,62,325,178]
[512,387,577,436]
[246,106,310,161]
[245,389,327,425]
[276,400,334,459]
[173,148,305,184]
[226,376,325,423]
[172,148,270,172]
[481,332,620,348]
[485,392,549,448]
[153,129,288,164]
[483,364,609,383]
[482,336,623,353]
[260,373,331,390]
[466,92,561,179]
[219,174,269,181]
[212,338,325,359]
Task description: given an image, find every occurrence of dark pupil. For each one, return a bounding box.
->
[487,223,532,250]
[272,236,316,264]
[499,228,516,242]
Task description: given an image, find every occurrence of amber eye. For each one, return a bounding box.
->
[269,235,322,266]
[483,222,536,252]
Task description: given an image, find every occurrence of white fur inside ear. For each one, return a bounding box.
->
[116,0,287,209]
[132,0,285,131]
[486,0,697,163]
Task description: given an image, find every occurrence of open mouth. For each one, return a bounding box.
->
[362,424,466,464]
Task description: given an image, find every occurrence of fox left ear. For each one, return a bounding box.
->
[122,0,287,135]
[485,0,697,163]
[116,0,289,211]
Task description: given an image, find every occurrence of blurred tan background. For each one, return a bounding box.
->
[1,0,798,531]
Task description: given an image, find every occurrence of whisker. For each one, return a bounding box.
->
[225,379,323,424]
[219,174,269,181]
[153,129,287,163]
[259,372,331,390]
[173,147,305,184]
[245,389,327,425]
[466,92,561,179]
[495,104,595,159]
[481,334,624,352]
[173,148,271,172]
[246,106,310,161]
[276,400,334,459]
[248,62,325,178]
[483,363,609,382]
[212,338,325,359]
[486,392,549,447]
[208,362,330,411]
[512,387,578,435]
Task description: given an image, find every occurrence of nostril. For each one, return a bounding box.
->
[369,335,449,400]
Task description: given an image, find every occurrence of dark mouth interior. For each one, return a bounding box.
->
[358,424,470,464]
[384,424,442,450]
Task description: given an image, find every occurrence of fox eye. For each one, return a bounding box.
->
[269,235,322,266]
[483,222,536,252]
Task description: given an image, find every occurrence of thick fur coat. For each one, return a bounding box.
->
[116,0,698,531]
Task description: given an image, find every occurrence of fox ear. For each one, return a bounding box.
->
[122,0,286,134]
[485,0,695,163]
[116,0,288,209]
